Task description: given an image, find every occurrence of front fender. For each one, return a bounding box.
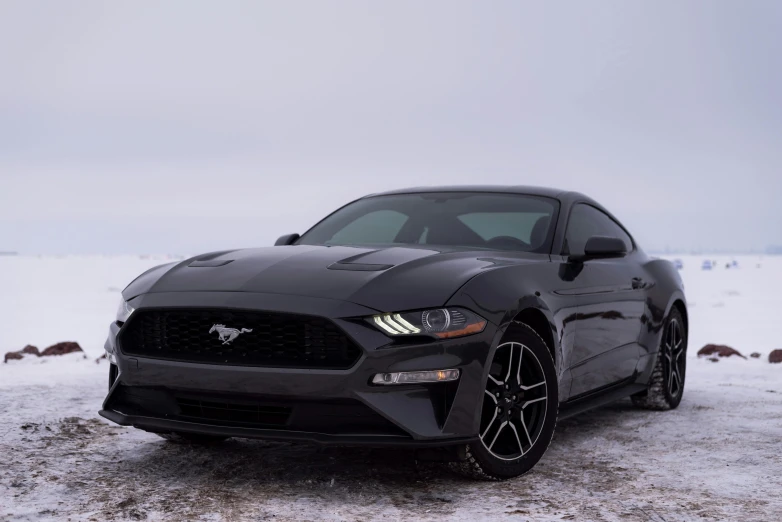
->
[445,262,571,396]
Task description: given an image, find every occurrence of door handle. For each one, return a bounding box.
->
[631,277,646,290]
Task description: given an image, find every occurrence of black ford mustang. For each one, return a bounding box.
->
[100,186,688,479]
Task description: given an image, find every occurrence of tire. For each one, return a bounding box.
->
[156,432,230,445]
[451,322,559,480]
[632,307,687,410]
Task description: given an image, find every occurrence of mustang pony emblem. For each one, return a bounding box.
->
[209,324,252,345]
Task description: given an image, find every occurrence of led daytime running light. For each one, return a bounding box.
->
[374,313,421,335]
[393,313,420,333]
[373,315,399,335]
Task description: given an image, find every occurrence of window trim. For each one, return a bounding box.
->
[560,202,636,256]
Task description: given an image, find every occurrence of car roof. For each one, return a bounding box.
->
[366,185,590,203]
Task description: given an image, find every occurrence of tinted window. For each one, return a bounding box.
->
[298,193,559,252]
[330,210,408,244]
[563,204,633,256]
[458,212,550,244]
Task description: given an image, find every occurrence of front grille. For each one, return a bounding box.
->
[119,309,362,369]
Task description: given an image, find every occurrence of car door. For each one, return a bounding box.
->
[557,204,647,398]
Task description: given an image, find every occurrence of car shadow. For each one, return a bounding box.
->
[71,399,660,518]
[113,398,642,488]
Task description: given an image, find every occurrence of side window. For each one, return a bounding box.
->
[328,210,408,244]
[563,204,633,256]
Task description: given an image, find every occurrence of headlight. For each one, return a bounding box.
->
[368,307,486,339]
[116,298,134,323]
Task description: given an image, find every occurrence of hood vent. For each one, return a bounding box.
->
[328,262,392,272]
[188,259,234,267]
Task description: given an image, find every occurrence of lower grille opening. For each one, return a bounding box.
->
[107,386,411,438]
[176,397,291,427]
[172,394,407,435]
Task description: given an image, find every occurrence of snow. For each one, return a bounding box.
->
[0,255,177,358]
[1,254,781,521]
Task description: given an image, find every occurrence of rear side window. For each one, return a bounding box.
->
[563,204,633,256]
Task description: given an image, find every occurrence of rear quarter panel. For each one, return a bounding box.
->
[635,257,687,383]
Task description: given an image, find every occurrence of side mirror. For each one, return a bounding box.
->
[570,236,627,262]
[275,233,300,246]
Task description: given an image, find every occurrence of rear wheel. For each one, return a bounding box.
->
[451,322,558,480]
[156,432,230,445]
[632,307,687,410]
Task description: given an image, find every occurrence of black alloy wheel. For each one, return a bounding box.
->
[480,341,549,459]
[663,317,686,398]
[452,322,558,480]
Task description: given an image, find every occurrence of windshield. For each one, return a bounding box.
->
[298,192,559,253]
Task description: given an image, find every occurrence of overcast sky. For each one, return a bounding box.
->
[1,1,780,254]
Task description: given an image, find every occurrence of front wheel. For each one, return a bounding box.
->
[452,322,558,480]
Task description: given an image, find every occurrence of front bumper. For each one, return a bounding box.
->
[100,291,499,446]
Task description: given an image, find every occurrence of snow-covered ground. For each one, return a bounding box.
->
[1,254,781,521]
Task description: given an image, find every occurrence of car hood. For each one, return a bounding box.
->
[123,245,540,312]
